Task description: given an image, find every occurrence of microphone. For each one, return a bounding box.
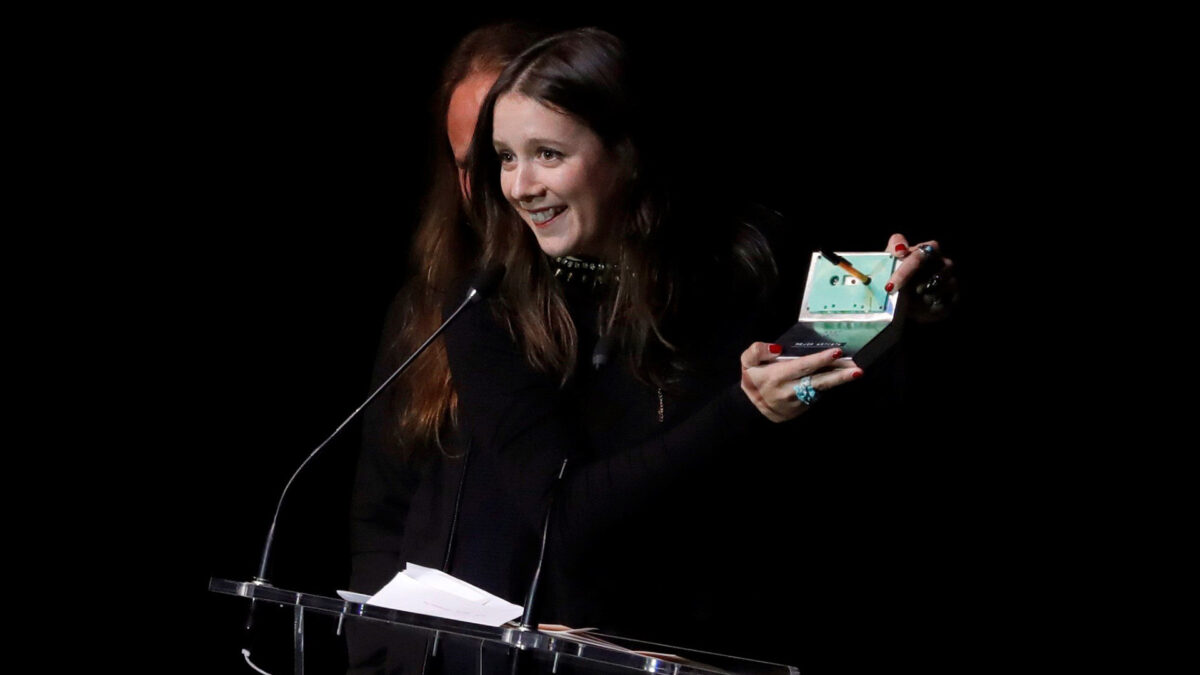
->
[465,265,504,303]
[248,266,506,594]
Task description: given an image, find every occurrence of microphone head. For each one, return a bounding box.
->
[468,265,506,302]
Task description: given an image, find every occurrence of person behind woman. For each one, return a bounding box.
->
[443,26,955,662]
[347,22,544,674]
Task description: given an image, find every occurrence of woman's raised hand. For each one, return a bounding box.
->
[739,344,862,423]
[884,234,958,322]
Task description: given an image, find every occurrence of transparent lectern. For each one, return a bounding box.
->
[210,577,799,674]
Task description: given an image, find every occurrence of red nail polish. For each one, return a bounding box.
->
[895,244,907,252]
[852,370,863,379]
[832,348,843,358]
[768,343,782,354]
[885,282,894,293]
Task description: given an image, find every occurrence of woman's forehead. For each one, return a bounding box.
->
[492,93,596,147]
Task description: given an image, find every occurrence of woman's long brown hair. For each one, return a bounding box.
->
[387,23,542,461]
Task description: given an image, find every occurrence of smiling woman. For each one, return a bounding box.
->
[492,93,627,258]
[430,25,959,668]
[440,27,871,656]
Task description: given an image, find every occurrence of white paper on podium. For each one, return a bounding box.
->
[366,563,523,626]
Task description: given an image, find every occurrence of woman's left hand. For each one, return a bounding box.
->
[740,344,863,423]
[885,234,958,322]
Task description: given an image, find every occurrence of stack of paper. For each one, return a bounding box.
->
[364,563,524,627]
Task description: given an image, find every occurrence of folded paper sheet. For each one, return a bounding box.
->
[366,563,524,627]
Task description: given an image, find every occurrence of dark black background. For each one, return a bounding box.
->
[83,9,1021,673]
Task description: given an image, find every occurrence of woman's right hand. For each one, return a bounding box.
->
[739,343,862,422]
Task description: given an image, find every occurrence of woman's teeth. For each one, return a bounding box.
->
[529,207,565,224]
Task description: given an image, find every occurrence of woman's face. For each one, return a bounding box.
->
[492,93,624,258]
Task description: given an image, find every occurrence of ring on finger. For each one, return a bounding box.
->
[918,244,937,257]
[793,376,819,405]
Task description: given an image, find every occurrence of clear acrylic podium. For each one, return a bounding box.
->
[210,577,799,674]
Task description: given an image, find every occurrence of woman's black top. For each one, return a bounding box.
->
[348,240,913,672]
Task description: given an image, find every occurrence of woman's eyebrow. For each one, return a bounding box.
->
[494,138,568,152]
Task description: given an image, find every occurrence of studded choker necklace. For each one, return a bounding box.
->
[551,256,618,286]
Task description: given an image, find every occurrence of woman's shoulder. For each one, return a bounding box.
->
[678,203,790,308]
[669,204,808,355]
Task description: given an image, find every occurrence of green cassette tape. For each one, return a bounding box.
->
[776,251,904,367]
[805,254,895,314]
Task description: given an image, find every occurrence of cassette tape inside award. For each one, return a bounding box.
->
[776,251,903,367]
